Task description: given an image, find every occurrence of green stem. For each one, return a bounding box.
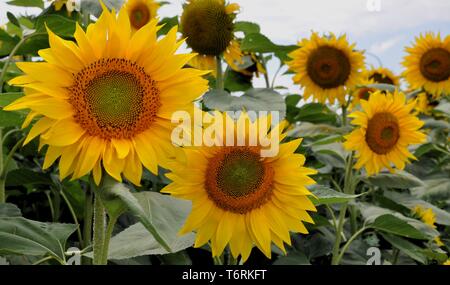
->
[100,216,118,265]
[331,152,355,265]
[213,256,223,265]
[83,185,93,249]
[341,104,347,126]
[334,226,368,265]
[92,193,105,265]
[0,33,46,91]
[0,136,25,203]
[259,54,270,88]
[60,189,83,247]
[216,56,224,90]
[391,248,400,265]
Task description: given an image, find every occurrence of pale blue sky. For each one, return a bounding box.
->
[1,0,450,92]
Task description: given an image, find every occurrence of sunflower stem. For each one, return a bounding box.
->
[259,53,270,88]
[82,183,93,265]
[92,191,106,265]
[331,151,355,265]
[341,104,347,126]
[0,128,4,203]
[216,56,224,90]
[0,136,24,203]
[100,215,117,265]
[334,226,368,265]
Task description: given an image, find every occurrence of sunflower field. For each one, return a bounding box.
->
[0,0,449,268]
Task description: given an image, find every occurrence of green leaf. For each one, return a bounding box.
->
[7,12,21,28]
[224,68,252,92]
[311,142,347,169]
[273,251,310,265]
[0,92,23,107]
[203,88,286,116]
[384,191,450,226]
[7,0,44,9]
[240,32,296,62]
[411,178,450,200]
[234,21,260,35]
[5,169,53,186]
[365,170,424,189]
[414,143,450,157]
[309,185,360,205]
[157,16,179,37]
[0,203,22,217]
[362,83,397,92]
[358,204,438,240]
[96,181,171,252]
[0,217,76,262]
[379,233,427,264]
[79,0,124,17]
[106,193,194,259]
[0,111,24,128]
[288,122,349,138]
[35,14,77,37]
[295,103,338,124]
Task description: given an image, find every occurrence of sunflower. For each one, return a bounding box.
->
[229,51,266,78]
[403,32,450,99]
[124,0,159,32]
[162,112,317,261]
[411,92,438,115]
[365,67,400,86]
[413,205,444,247]
[4,5,208,186]
[343,90,426,176]
[180,0,243,75]
[350,78,376,108]
[287,32,365,105]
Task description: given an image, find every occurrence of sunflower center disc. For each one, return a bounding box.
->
[181,0,234,56]
[69,58,161,139]
[369,73,394,85]
[307,46,351,89]
[420,48,450,82]
[205,147,274,214]
[130,3,151,30]
[358,87,374,100]
[366,112,400,154]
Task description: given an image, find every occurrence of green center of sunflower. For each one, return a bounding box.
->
[69,58,161,139]
[420,48,450,82]
[181,0,234,56]
[205,147,274,214]
[365,112,400,154]
[307,46,351,89]
[369,72,395,85]
[130,3,151,30]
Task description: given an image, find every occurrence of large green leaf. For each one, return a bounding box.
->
[95,181,171,252]
[365,170,424,189]
[287,122,349,138]
[240,32,296,62]
[5,169,53,186]
[384,191,450,226]
[0,217,76,262]
[379,233,427,264]
[234,21,260,35]
[273,251,310,265]
[311,142,347,169]
[411,178,450,200]
[7,0,44,9]
[308,185,360,205]
[358,204,438,240]
[92,192,194,260]
[294,103,338,124]
[79,0,124,17]
[0,203,22,217]
[203,88,286,116]
[35,14,77,37]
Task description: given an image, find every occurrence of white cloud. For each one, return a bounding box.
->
[369,35,403,55]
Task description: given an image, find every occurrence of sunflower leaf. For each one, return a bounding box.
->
[309,185,360,205]
[364,170,424,189]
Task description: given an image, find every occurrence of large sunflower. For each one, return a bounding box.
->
[162,112,317,261]
[403,32,450,98]
[180,0,243,74]
[344,90,426,176]
[124,0,159,32]
[287,32,365,105]
[365,67,400,86]
[4,6,208,185]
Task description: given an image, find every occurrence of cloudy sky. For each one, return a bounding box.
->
[1,0,450,91]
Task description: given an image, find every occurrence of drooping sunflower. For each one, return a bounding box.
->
[344,90,426,176]
[162,112,317,261]
[4,6,209,186]
[287,32,365,105]
[180,0,243,74]
[365,67,400,86]
[124,0,159,32]
[413,205,444,247]
[49,0,77,14]
[403,32,450,99]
